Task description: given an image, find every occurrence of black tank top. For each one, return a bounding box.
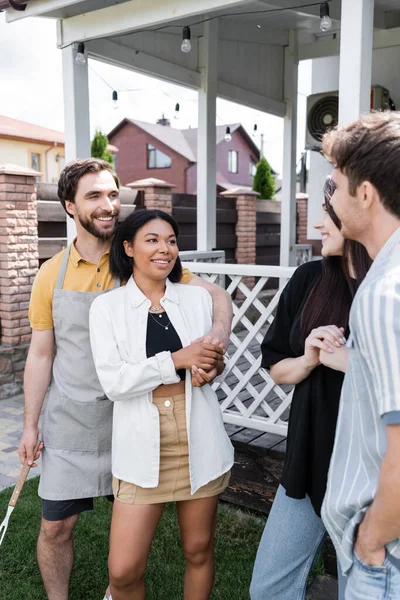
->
[146,311,186,381]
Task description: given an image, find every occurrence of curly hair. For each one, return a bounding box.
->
[58,158,119,218]
[110,209,183,283]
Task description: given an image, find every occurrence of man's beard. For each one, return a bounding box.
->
[77,210,119,240]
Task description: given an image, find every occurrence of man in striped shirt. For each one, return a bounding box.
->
[321,112,400,599]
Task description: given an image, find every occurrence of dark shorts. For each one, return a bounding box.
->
[42,495,114,521]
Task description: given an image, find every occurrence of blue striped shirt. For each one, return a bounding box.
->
[322,226,400,574]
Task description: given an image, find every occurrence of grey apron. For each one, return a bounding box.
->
[38,245,120,500]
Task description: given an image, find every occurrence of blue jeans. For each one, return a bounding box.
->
[250,485,346,600]
[345,552,400,600]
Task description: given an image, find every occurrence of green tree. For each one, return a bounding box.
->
[91,129,114,166]
[252,156,276,200]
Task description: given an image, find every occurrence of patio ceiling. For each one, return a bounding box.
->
[5,0,400,31]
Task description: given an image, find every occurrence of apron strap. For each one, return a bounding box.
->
[113,276,121,289]
[55,245,72,290]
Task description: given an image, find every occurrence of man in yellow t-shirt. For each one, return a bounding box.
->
[18,158,232,600]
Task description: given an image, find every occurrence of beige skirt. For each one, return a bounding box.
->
[113,393,230,504]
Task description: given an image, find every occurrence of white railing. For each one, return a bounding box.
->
[182,261,297,436]
[180,250,225,263]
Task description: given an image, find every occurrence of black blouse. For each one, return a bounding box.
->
[261,260,344,516]
[146,311,186,381]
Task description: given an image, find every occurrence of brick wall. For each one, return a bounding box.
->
[0,164,39,398]
[221,187,259,289]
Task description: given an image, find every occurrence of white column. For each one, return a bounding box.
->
[62,43,91,243]
[307,56,339,240]
[338,0,374,124]
[280,32,298,268]
[197,20,218,251]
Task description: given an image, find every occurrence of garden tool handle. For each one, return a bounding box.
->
[9,441,41,508]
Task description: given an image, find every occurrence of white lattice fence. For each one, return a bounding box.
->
[182,262,297,436]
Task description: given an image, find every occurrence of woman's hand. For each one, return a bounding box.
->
[172,341,224,372]
[319,345,349,373]
[191,360,225,387]
[303,325,346,369]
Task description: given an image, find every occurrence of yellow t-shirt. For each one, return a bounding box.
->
[29,242,195,331]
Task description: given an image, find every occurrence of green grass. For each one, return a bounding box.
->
[0,478,266,600]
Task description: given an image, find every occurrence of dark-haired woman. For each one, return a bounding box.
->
[89,209,234,600]
[250,179,372,600]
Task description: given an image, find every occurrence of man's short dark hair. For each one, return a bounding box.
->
[323,111,400,218]
[58,158,119,218]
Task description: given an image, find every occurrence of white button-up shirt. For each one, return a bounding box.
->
[89,277,234,493]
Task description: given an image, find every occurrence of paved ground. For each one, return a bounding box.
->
[0,394,41,493]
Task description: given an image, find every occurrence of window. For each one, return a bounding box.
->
[228,150,238,174]
[147,144,172,169]
[249,158,257,176]
[31,152,42,181]
[31,152,41,172]
[57,155,65,174]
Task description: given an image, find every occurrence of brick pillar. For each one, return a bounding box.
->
[126,177,175,214]
[296,193,322,257]
[296,193,308,244]
[0,164,39,398]
[221,187,259,289]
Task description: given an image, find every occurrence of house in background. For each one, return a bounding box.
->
[107,118,263,193]
[0,115,118,183]
[0,116,65,182]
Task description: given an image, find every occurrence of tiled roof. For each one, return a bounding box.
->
[109,119,254,163]
[127,119,197,162]
[0,115,118,154]
[0,115,65,144]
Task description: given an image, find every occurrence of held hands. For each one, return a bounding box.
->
[319,344,349,373]
[172,340,224,372]
[18,427,44,467]
[191,359,225,388]
[303,325,346,370]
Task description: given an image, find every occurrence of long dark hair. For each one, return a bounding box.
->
[110,209,183,283]
[300,178,372,342]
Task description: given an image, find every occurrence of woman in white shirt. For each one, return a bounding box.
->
[89,209,234,600]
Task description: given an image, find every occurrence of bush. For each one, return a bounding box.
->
[91,129,114,167]
[253,156,275,200]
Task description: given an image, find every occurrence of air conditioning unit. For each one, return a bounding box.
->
[306,85,391,151]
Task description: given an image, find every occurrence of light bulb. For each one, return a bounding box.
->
[224,127,232,143]
[112,90,119,110]
[75,42,86,65]
[320,15,332,32]
[181,26,192,53]
[181,39,192,53]
[319,3,332,32]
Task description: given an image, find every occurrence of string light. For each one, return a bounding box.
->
[320,2,332,32]
[75,42,86,66]
[224,126,232,143]
[181,26,192,53]
[112,90,119,109]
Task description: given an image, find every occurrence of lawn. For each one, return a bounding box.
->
[0,478,266,600]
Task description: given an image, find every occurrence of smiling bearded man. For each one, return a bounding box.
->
[18,158,233,600]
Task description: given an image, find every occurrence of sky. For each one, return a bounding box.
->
[0,13,311,175]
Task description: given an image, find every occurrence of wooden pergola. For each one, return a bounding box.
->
[4,0,400,264]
